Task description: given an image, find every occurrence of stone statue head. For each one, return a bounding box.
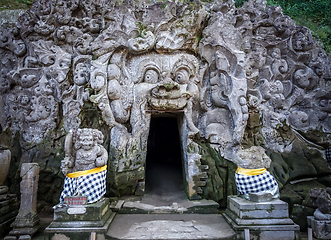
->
[237,146,271,169]
[310,188,331,214]
[73,128,104,151]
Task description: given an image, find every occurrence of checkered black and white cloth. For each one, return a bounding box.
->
[235,171,278,195]
[326,147,331,162]
[60,170,107,204]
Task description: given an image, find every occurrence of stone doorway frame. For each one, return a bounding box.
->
[143,111,208,200]
[144,113,185,197]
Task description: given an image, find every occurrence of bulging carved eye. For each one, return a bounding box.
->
[175,69,189,84]
[144,69,159,83]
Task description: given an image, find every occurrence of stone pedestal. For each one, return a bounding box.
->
[44,198,115,240]
[223,196,300,240]
[7,163,40,239]
[0,187,19,237]
[307,216,331,239]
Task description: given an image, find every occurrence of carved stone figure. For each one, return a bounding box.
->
[59,128,108,204]
[235,146,279,201]
[310,188,331,220]
[309,188,331,239]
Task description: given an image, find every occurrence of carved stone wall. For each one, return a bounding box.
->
[0,0,330,221]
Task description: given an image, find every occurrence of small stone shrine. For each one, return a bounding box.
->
[44,128,114,239]
[0,148,19,237]
[223,146,299,240]
[307,188,331,239]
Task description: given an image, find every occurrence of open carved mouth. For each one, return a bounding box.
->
[148,85,192,110]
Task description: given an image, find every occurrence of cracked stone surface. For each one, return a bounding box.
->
[107,214,235,240]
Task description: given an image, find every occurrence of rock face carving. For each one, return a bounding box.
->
[0,0,330,204]
[59,128,107,203]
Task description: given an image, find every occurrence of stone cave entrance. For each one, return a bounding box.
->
[144,115,186,204]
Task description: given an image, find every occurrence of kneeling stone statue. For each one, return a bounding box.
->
[235,146,279,201]
[59,128,108,204]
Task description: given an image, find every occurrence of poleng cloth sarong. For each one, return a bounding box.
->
[59,165,107,204]
[235,167,278,195]
[326,146,331,162]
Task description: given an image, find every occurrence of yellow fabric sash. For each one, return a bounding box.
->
[67,165,107,178]
[236,167,267,176]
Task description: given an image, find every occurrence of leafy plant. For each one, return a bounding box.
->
[235,0,331,53]
[0,0,32,11]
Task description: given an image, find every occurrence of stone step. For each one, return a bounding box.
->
[119,199,219,214]
[106,214,236,240]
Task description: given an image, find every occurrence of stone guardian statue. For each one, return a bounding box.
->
[235,146,279,201]
[59,128,108,204]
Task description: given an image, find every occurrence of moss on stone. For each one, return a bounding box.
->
[0,0,31,11]
[193,140,237,208]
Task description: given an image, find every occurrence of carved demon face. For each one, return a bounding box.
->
[128,52,200,111]
[76,132,95,151]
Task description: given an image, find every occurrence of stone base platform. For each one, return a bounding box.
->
[44,198,115,240]
[223,196,300,240]
[0,193,18,237]
[106,214,236,240]
[307,216,331,239]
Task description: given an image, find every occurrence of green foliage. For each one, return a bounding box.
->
[0,0,32,11]
[235,0,331,53]
[235,0,247,8]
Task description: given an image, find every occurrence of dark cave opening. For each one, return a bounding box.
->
[145,116,184,196]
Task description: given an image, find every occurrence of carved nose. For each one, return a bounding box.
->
[160,77,180,91]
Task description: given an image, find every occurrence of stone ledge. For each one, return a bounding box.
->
[54,198,111,222]
[224,208,296,226]
[228,195,289,219]
[228,195,289,211]
[120,199,218,214]
[223,212,300,240]
[45,212,115,233]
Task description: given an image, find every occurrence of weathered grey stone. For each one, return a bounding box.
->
[45,198,115,240]
[248,192,273,202]
[52,198,111,224]
[18,235,31,240]
[106,214,236,240]
[9,163,40,238]
[308,216,331,239]
[310,188,331,216]
[227,195,289,219]
[0,10,25,26]
[223,195,300,240]
[121,198,219,214]
[0,149,11,186]
[4,236,17,240]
